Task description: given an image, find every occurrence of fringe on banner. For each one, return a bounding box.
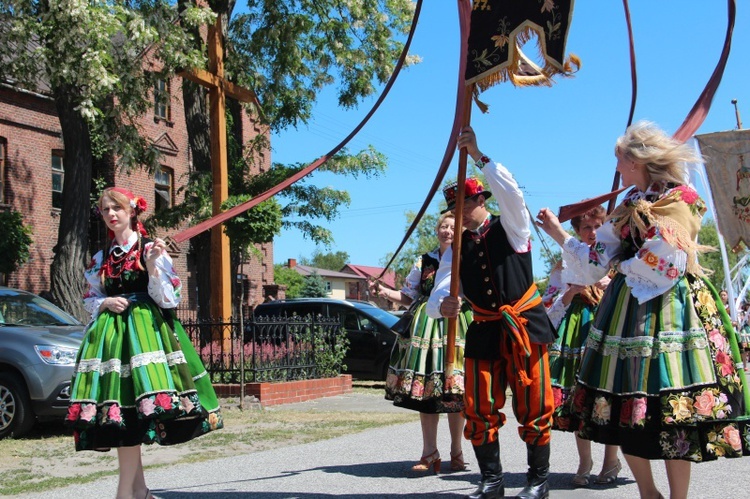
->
[471,26,581,113]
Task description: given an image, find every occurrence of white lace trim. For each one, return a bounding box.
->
[76,350,186,377]
[131,351,168,368]
[625,272,663,303]
[166,351,187,365]
[587,327,709,359]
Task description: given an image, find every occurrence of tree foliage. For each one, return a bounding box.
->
[300,271,328,298]
[300,250,349,271]
[228,0,418,132]
[0,0,213,317]
[0,210,33,277]
[273,264,304,298]
[698,219,747,292]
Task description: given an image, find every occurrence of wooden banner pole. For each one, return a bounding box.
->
[445,84,474,376]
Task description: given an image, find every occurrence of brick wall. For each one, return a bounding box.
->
[0,61,274,313]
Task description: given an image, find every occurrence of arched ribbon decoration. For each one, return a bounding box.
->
[376,0,473,278]
[172,0,424,244]
[606,0,639,214]
[559,0,736,223]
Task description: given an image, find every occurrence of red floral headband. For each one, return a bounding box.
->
[108,187,147,214]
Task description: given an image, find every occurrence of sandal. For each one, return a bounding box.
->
[412,450,441,474]
[450,451,467,471]
[571,459,593,487]
[594,459,622,485]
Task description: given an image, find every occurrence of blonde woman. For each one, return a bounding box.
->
[537,121,750,499]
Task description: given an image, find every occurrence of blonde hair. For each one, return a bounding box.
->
[435,211,455,232]
[615,120,703,186]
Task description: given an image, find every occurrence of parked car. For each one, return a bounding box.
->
[0,287,84,438]
[253,298,399,381]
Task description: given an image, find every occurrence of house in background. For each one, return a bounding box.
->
[340,264,398,310]
[282,259,399,310]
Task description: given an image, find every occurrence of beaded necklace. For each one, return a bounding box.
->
[101,238,141,279]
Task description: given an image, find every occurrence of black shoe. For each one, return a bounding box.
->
[465,441,505,499]
[514,444,549,499]
[466,476,505,499]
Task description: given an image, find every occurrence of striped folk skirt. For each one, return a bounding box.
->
[67,295,223,451]
[385,299,471,413]
[570,273,750,461]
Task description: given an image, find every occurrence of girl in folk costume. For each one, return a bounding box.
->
[370,212,472,473]
[67,187,222,499]
[537,121,750,499]
[541,205,621,488]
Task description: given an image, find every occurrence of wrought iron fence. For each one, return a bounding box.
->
[180,312,345,384]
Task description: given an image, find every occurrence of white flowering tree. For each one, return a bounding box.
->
[0,0,213,319]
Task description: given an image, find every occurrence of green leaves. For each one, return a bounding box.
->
[0,210,33,275]
[227,0,416,131]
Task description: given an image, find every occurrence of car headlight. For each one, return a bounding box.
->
[34,345,79,365]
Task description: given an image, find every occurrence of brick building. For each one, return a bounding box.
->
[0,53,275,314]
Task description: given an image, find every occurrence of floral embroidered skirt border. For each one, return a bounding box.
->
[385,301,471,414]
[570,274,750,461]
[67,298,223,451]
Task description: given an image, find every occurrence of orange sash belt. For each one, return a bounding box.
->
[471,283,542,387]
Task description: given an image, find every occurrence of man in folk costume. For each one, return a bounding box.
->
[427,127,557,499]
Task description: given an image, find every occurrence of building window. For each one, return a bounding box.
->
[154,78,171,120]
[154,166,173,212]
[51,150,64,209]
[0,138,6,204]
[325,281,332,293]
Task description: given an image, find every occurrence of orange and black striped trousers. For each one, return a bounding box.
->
[463,335,554,447]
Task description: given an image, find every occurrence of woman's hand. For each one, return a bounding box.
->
[103,296,130,314]
[561,284,585,306]
[535,208,568,246]
[145,238,166,273]
[439,296,462,318]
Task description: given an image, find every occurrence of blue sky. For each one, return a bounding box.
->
[267,1,749,277]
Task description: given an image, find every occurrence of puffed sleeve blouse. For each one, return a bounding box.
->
[560,184,692,304]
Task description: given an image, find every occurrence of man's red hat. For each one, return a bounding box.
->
[441,177,492,214]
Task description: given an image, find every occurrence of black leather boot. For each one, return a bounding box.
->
[515,443,550,499]
[465,441,504,499]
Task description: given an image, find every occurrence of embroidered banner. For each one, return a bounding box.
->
[696,129,750,249]
[465,0,578,91]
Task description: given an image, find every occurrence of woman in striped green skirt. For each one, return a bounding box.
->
[537,121,750,499]
[67,187,222,499]
[372,212,472,473]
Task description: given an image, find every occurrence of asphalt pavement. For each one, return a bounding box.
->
[13,389,748,498]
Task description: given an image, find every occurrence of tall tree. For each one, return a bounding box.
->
[300,271,328,298]
[0,0,212,318]
[162,0,417,317]
[300,250,350,271]
[698,219,748,292]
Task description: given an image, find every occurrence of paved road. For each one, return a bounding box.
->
[14,390,747,498]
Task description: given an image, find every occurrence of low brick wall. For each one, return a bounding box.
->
[213,374,353,407]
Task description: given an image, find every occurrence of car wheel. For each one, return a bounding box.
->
[0,373,35,439]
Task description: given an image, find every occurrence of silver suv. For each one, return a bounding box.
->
[0,287,84,438]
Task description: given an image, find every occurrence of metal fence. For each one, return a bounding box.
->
[179,312,344,384]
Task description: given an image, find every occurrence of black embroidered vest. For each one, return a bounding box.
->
[460,216,556,360]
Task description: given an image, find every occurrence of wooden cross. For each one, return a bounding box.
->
[181,15,262,321]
